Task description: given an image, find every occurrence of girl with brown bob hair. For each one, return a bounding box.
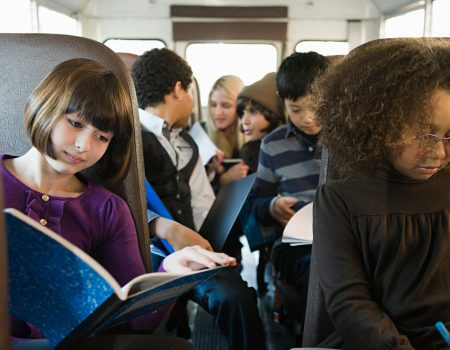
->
[5,58,236,350]
[24,57,133,184]
[312,38,450,349]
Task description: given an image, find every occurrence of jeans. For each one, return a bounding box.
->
[191,267,266,350]
[271,240,312,325]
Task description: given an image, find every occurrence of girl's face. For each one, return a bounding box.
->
[209,89,238,131]
[241,107,270,141]
[45,113,113,175]
[391,89,450,181]
[285,95,321,135]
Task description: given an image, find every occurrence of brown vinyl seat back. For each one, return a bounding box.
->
[0,33,150,271]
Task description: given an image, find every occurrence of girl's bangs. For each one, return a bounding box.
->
[65,78,125,135]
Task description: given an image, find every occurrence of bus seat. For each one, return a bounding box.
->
[0,33,151,271]
[116,52,139,72]
[190,76,203,126]
[302,146,341,348]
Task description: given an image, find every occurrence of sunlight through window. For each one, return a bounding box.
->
[186,43,277,107]
[104,39,166,55]
[38,6,79,35]
[295,41,349,56]
[384,9,425,38]
[0,0,32,32]
[431,0,450,36]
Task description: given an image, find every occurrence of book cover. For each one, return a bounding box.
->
[145,179,175,254]
[5,208,224,349]
[199,173,257,252]
[239,202,280,251]
[281,202,313,245]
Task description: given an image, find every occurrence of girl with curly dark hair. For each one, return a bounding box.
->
[312,38,450,349]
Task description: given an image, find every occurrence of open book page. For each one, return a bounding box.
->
[282,202,313,245]
[124,267,221,296]
[188,122,217,165]
[5,208,226,348]
[97,266,224,332]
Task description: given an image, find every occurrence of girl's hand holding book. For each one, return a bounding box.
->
[163,245,237,273]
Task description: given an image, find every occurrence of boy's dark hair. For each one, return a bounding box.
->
[131,48,193,109]
[313,37,450,177]
[236,96,282,134]
[276,51,329,100]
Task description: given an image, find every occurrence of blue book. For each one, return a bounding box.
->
[5,208,225,349]
[145,179,174,254]
[145,179,173,221]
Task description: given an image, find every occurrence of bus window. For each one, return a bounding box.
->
[103,39,166,55]
[38,6,79,35]
[431,0,450,36]
[0,0,32,33]
[384,8,425,38]
[185,43,277,107]
[295,40,349,56]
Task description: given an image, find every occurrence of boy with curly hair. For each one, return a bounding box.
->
[132,48,265,350]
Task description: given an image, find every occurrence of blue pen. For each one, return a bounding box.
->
[435,321,450,345]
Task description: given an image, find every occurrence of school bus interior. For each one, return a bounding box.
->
[1,1,449,349]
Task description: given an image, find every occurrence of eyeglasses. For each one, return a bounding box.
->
[413,134,450,149]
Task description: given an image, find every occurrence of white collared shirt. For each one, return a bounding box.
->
[139,108,215,230]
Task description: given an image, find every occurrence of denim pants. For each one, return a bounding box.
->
[190,267,266,350]
[271,240,312,325]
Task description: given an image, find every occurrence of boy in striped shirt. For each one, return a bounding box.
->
[249,51,329,345]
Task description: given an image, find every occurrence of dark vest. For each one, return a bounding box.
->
[141,129,199,230]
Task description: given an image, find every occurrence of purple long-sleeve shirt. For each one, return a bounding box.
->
[1,154,169,341]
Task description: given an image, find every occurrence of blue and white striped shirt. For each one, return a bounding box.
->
[249,120,321,232]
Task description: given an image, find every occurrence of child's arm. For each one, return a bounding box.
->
[149,215,212,251]
[269,195,298,226]
[218,162,249,185]
[248,140,281,225]
[97,195,173,333]
[99,195,148,285]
